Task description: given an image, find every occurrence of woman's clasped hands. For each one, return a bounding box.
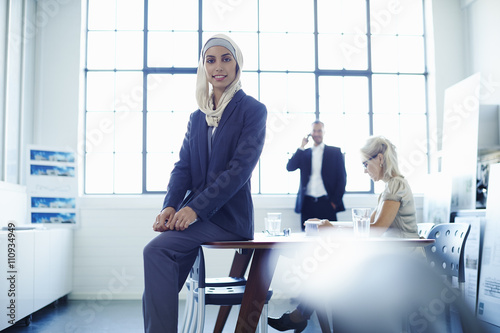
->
[152,206,198,232]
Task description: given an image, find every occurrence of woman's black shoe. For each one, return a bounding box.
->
[268,312,307,332]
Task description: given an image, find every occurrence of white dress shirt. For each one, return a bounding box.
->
[306,143,328,198]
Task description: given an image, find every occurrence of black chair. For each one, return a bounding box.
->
[183,247,272,333]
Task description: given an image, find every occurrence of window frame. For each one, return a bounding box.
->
[83,0,430,195]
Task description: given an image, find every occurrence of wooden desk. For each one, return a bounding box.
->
[203,233,434,333]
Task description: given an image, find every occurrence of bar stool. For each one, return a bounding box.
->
[181,274,246,333]
[182,247,273,333]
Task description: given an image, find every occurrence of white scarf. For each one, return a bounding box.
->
[195,34,243,127]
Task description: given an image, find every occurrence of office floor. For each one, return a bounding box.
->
[3,297,497,333]
[1,298,325,333]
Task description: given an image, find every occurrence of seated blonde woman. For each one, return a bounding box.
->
[268,135,419,332]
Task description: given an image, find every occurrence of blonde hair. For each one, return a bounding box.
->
[360,136,403,181]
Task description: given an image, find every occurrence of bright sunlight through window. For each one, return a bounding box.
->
[84,0,429,195]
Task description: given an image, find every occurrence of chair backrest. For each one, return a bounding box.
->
[417,222,436,238]
[424,222,471,283]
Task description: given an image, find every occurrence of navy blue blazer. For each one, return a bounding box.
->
[162,90,267,239]
[287,145,347,214]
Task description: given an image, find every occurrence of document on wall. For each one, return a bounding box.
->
[26,146,78,225]
[423,172,451,223]
[454,215,482,314]
[477,163,500,326]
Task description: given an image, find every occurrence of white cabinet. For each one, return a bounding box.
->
[33,230,51,310]
[0,230,35,329]
[49,228,73,299]
[0,228,72,330]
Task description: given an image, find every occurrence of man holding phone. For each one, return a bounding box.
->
[286,120,347,230]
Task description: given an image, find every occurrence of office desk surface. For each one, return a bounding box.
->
[203,232,435,249]
[203,233,434,332]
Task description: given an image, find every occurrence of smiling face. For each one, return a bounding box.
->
[204,46,237,96]
[310,122,324,146]
[362,153,384,182]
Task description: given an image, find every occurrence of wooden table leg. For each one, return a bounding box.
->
[235,248,279,333]
[316,308,331,333]
[213,249,254,333]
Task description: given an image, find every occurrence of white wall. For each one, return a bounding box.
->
[0,181,27,228]
[72,196,158,300]
[33,0,81,148]
[428,0,500,154]
[72,193,423,300]
[428,0,467,155]
[467,0,500,104]
[28,0,496,300]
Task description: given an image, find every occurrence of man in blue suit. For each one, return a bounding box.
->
[287,120,346,230]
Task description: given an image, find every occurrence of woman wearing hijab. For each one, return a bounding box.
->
[142,34,267,332]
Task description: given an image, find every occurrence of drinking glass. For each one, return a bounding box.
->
[352,208,371,238]
[265,212,282,236]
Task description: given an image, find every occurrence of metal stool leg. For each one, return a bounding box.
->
[257,303,268,333]
[195,288,206,333]
[181,279,194,333]
[189,304,198,333]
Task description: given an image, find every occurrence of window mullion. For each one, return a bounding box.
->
[142,0,149,194]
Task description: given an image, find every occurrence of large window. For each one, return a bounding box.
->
[84,0,429,195]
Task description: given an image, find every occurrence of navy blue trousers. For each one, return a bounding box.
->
[301,195,337,230]
[142,220,245,332]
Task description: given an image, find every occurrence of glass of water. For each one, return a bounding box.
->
[352,208,371,238]
[265,212,282,236]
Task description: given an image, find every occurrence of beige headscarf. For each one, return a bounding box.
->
[196,34,243,127]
